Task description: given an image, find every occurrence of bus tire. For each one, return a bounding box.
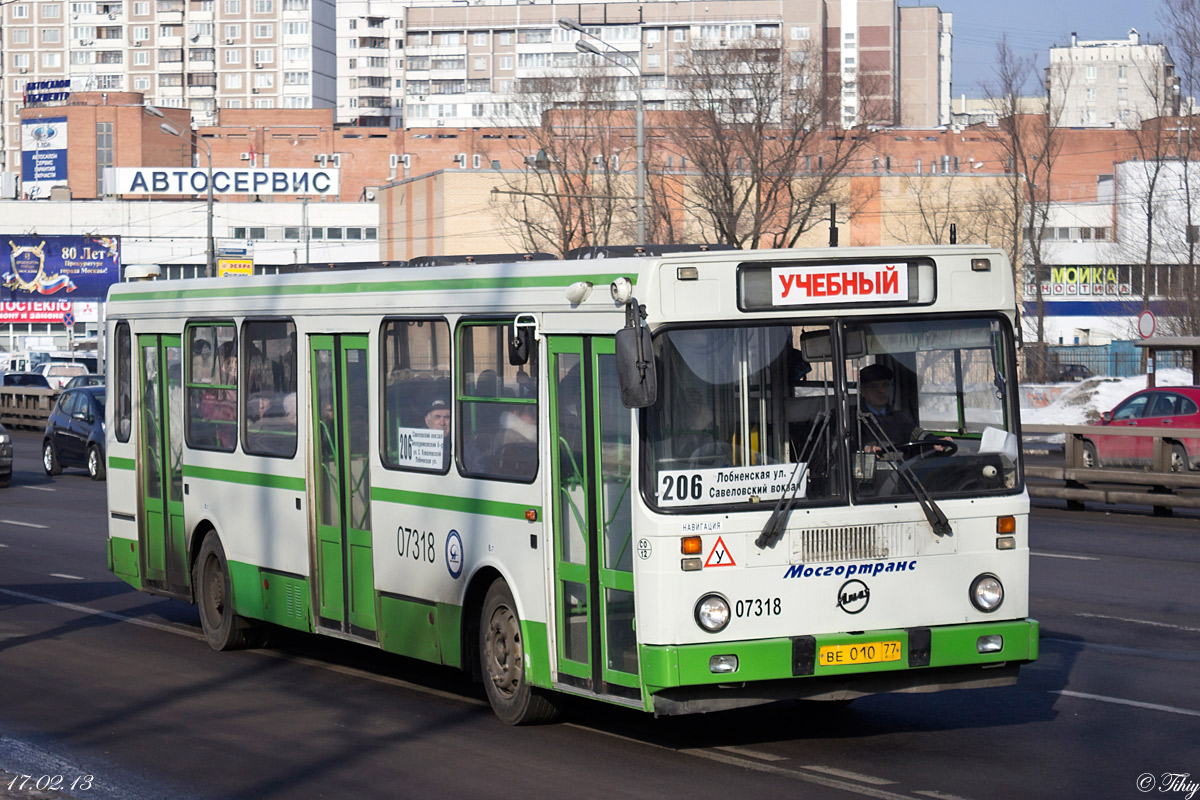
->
[194,531,254,651]
[479,577,558,725]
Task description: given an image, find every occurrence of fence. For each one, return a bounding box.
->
[0,387,59,429]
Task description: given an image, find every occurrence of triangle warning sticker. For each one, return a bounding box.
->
[704,536,736,568]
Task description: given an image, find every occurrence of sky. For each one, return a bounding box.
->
[904,0,1166,97]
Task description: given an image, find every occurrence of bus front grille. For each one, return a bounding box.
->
[793,524,915,563]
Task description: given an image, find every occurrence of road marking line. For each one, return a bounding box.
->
[0,520,47,529]
[915,791,976,800]
[1032,552,1099,561]
[0,587,487,709]
[21,486,55,492]
[714,745,788,762]
[1076,612,1200,634]
[1051,690,1200,718]
[49,574,84,581]
[676,749,919,800]
[801,765,896,785]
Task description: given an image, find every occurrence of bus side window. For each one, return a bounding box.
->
[115,321,132,442]
[381,318,451,473]
[458,321,538,482]
[242,319,297,458]
[186,323,237,452]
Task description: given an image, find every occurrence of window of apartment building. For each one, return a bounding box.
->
[671,52,685,67]
[432,57,464,70]
[698,25,722,40]
[366,55,386,67]
[645,53,661,68]
[159,24,183,38]
[518,53,550,68]
[42,3,63,18]
[729,24,752,39]
[42,53,63,68]
[408,56,429,69]
[190,47,214,61]
[407,80,429,95]
[254,24,273,38]
[1086,65,1097,80]
[226,99,243,108]
[408,32,430,46]
[757,24,779,38]
[71,51,94,65]
[519,28,551,44]
[498,31,513,46]
[225,72,242,88]
[196,0,213,9]
[496,79,513,93]
[253,0,272,11]
[42,29,62,44]
[284,21,308,36]
[348,18,357,30]
[133,75,151,91]
[347,58,356,69]
[672,28,686,42]
[643,28,661,44]
[98,50,123,64]
[187,72,216,87]
[432,80,463,94]
[439,32,460,45]
[71,3,94,14]
[226,49,243,64]
[12,29,30,44]
[254,49,273,63]
[284,46,308,59]
[284,0,307,9]
[12,4,29,18]
[96,122,113,195]
[134,1,149,14]
[160,74,182,86]
[133,26,150,41]
[134,50,150,65]
[225,0,241,13]
[283,97,309,109]
[224,24,242,40]
[472,55,487,71]
[95,74,123,89]
[159,48,183,62]
[189,22,213,39]
[498,55,513,70]
[284,71,308,85]
[253,73,274,88]
[468,78,489,92]
[472,32,487,46]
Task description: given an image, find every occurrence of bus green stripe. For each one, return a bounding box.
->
[108,272,637,303]
[109,456,136,471]
[182,464,306,491]
[371,486,538,521]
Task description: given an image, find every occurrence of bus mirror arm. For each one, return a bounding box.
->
[615,299,657,409]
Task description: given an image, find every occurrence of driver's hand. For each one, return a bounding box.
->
[934,436,953,452]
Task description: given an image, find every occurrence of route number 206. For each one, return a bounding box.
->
[660,474,703,502]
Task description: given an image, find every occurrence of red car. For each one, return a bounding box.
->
[1083,386,1200,472]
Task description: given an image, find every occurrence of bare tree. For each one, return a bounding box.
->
[662,39,885,249]
[882,172,1013,249]
[486,69,641,256]
[984,37,1069,380]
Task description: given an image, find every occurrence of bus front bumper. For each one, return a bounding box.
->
[640,618,1038,716]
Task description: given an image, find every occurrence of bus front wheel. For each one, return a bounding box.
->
[479,578,558,725]
[194,531,255,651]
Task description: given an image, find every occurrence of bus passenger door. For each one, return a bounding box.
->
[309,334,377,637]
[548,336,639,699]
[138,334,187,593]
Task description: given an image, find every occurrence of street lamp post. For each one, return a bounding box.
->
[559,18,646,244]
[144,104,215,277]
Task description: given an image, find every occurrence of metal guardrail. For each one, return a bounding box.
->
[0,387,59,429]
[1022,423,1200,513]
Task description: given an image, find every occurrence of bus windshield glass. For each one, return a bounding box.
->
[645,317,1018,511]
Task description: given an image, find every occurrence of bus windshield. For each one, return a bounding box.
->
[645,317,1018,511]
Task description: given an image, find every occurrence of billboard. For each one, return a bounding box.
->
[21,117,69,199]
[108,168,340,197]
[1,236,121,302]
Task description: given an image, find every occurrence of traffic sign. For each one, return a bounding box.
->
[1137,310,1156,339]
[62,311,75,328]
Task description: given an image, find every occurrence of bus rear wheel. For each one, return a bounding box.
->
[479,578,558,725]
[194,531,256,651]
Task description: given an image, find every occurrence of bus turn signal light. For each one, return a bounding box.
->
[996,516,1015,534]
[681,536,702,555]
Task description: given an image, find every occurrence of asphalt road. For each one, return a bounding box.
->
[0,428,1197,800]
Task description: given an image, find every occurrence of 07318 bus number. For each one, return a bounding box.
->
[397,526,435,563]
[735,597,782,618]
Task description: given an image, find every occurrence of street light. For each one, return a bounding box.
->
[559,18,646,244]
[145,105,215,278]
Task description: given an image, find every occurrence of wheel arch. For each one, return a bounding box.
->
[461,564,505,682]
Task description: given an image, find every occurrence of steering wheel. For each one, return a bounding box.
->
[893,438,958,458]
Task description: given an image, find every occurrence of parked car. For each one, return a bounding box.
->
[0,421,12,487]
[1,372,51,388]
[34,361,90,391]
[1083,386,1200,472]
[63,373,105,390]
[43,385,106,481]
[1055,363,1095,382]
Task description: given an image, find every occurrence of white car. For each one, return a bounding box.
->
[34,362,89,391]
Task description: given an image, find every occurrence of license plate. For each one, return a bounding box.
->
[818,640,902,667]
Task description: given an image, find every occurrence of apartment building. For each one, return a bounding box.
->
[335,0,951,130]
[1049,29,1179,128]
[1,0,337,174]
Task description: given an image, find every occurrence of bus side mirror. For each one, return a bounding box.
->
[615,299,656,409]
[508,321,531,366]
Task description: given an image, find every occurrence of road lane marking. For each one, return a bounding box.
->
[675,749,925,800]
[50,573,84,581]
[1076,612,1200,634]
[714,745,788,762]
[1052,690,1200,718]
[1032,552,1099,561]
[915,791,976,800]
[0,520,47,529]
[21,486,55,492]
[801,765,896,785]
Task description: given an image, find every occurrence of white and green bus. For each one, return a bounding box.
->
[105,245,1037,723]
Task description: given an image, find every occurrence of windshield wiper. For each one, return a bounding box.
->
[756,410,830,550]
[858,412,952,537]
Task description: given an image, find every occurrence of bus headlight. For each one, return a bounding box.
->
[694,593,731,633]
[970,574,1004,613]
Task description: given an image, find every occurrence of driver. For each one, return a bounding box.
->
[857,363,950,455]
